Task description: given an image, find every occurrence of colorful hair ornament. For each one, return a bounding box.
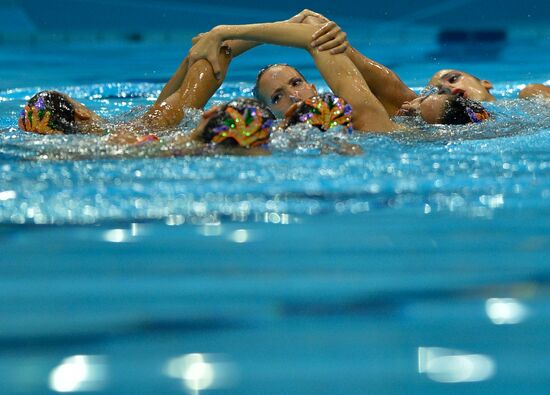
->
[466,107,491,123]
[211,105,272,147]
[299,94,353,132]
[18,100,57,134]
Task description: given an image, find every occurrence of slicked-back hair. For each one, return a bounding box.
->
[441,95,487,125]
[201,98,275,146]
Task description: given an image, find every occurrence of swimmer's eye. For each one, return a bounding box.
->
[271,93,282,104]
[291,78,302,87]
[447,74,460,83]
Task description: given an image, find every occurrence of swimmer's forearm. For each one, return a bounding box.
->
[222,11,320,57]
[313,51,395,132]
[145,52,231,130]
[212,22,315,49]
[156,57,190,104]
[224,40,262,57]
[345,47,417,114]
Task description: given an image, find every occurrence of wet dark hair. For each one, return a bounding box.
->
[441,95,489,125]
[27,91,77,134]
[284,93,353,132]
[201,98,275,147]
[253,64,308,103]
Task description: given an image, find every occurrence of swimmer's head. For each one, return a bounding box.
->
[19,91,77,134]
[197,98,275,148]
[18,91,103,135]
[254,64,317,118]
[428,69,495,102]
[399,89,491,125]
[283,93,353,132]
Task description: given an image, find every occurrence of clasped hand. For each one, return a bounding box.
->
[188,9,350,80]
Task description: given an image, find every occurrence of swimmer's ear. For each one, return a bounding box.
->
[202,105,221,119]
[310,83,318,94]
[481,80,493,90]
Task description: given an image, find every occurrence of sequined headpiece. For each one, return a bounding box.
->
[466,107,491,123]
[209,104,273,148]
[285,93,353,132]
[18,97,58,134]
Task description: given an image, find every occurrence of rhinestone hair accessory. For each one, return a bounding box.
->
[18,97,57,134]
[466,107,491,123]
[289,94,353,132]
[210,105,273,148]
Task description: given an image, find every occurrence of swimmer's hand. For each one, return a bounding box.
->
[396,101,418,116]
[288,9,329,24]
[289,9,349,54]
[311,20,349,54]
[188,29,224,80]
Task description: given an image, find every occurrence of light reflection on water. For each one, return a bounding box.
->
[418,347,496,383]
[485,298,529,325]
[49,355,108,393]
[164,353,239,393]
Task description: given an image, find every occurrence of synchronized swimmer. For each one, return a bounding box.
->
[16,9,549,155]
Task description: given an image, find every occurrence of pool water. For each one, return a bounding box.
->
[1,33,550,394]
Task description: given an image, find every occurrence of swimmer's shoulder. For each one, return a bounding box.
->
[519,84,550,99]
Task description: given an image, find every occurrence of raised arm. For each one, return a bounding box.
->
[189,22,395,131]
[301,10,417,115]
[216,10,347,58]
[342,47,418,116]
[143,45,232,131]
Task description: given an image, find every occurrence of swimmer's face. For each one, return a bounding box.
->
[428,69,495,102]
[256,65,317,118]
[399,93,453,124]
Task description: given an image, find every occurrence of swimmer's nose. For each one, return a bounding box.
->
[451,88,467,98]
[289,94,300,103]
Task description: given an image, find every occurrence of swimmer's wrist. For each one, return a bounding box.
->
[211,25,231,41]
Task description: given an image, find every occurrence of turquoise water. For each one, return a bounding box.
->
[1,36,550,394]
